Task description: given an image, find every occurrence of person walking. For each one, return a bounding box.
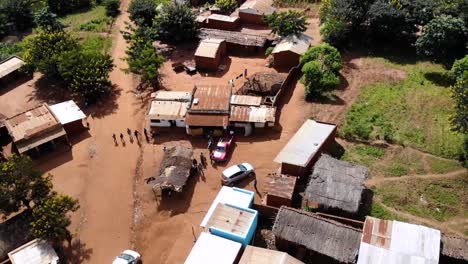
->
[120,133,124,143]
[200,152,206,167]
[134,130,139,140]
[253,177,258,191]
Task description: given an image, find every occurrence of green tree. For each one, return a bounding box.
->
[320,18,351,47]
[154,3,198,43]
[22,30,79,78]
[0,0,34,31]
[265,10,308,37]
[58,50,114,102]
[449,55,468,82]
[300,43,343,73]
[215,0,237,14]
[401,0,435,25]
[0,155,53,217]
[34,7,64,32]
[415,16,467,64]
[128,0,159,26]
[47,0,92,16]
[30,194,79,244]
[104,0,121,17]
[449,56,468,133]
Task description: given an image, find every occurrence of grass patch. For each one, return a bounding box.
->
[60,6,110,33]
[0,42,23,61]
[273,0,320,8]
[426,156,463,174]
[370,202,406,221]
[340,60,464,159]
[342,145,385,166]
[375,176,467,221]
[81,35,112,54]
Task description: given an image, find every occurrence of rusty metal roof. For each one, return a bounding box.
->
[195,39,225,59]
[230,95,262,106]
[230,106,276,123]
[148,101,189,120]
[185,113,229,127]
[239,0,275,15]
[264,174,296,201]
[189,85,231,113]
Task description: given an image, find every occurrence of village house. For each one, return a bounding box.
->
[262,173,297,208]
[147,91,191,128]
[194,38,227,71]
[239,246,304,264]
[272,207,362,263]
[199,28,267,54]
[274,120,337,179]
[229,95,276,136]
[238,0,275,25]
[49,100,87,135]
[8,239,59,264]
[185,232,242,264]
[305,154,369,218]
[0,56,26,86]
[205,14,240,31]
[272,34,312,69]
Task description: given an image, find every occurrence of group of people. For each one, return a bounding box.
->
[112,128,151,146]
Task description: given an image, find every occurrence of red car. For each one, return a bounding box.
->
[211,134,234,162]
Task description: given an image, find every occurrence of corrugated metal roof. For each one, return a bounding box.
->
[230,95,262,106]
[230,106,276,123]
[184,232,241,264]
[185,113,229,127]
[189,85,231,113]
[8,239,59,264]
[195,39,225,58]
[49,100,86,125]
[208,14,239,22]
[148,101,189,120]
[264,174,296,200]
[201,186,254,228]
[153,91,192,102]
[273,34,312,55]
[0,56,25,79]
[239,0,275,15]
[357,217,441,264]
[206,203,256,236]
[239,246,304,264]
[274,120,336,166]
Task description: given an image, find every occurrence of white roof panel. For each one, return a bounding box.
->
[272,34,312,55]
[49,100,86,125]
[208,14,239,22]
[0,56,25,79]
[274,120,336,167]
[184,232,241,264]
[200,186,254,228]
[153,91,192,102]
[8,239,59,264]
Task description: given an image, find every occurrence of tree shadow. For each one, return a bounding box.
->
[85,84,122,119]
[58,239,93,264]
[0,74,33,96]
[29,75,71,104]
[424,72,452,87]
[336,73,350,91]
[306,93,345,105]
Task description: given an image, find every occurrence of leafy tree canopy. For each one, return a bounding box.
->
[104,0,121,17]
[215,0,237,14]
[34,7,64,32]
[47,0,92,16]
[300,43,343,73]
[320,18,351,48]
[128,0,159,26]
[0,0,34,32]
[265,10,308,37]
[449,54,468,82]
[367,0,416,40]
[153,3,198,43]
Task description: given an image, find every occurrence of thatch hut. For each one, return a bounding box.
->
[272,207,362,263]
[151,145,193,193]
[440,235,468,264]
[305,154,368,218]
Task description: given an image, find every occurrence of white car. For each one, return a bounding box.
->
[112,250,141,264]
[221,163,255,185]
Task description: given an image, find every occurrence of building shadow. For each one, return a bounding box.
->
[198,57,233,78]
[59,239,93,264]
[34,145,74,172]
[0,74,33,96]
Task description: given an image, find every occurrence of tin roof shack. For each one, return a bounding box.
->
[148,91,191,128]
[201,186,255,229]
[357,216,441,264]
[151,145,194,193]
[239,0,275,25]
[0,212,32,262]
[199,28,267,54]
[440,235,468,263]
[151,91,192,102]
[305,154,368,218]
[185,232,242,264]
[205,14,240,31]
[4,104,70,154]
[272,207,362,263]
[8,239,59,264]
[230,95,276,132]
[272,34,312,70]
[274,120,337,179]
[49,100,87,135]
[263,174,296,208]
[195,39,227,71]
[0,56,26,85]
[239,246,304,264]
[204,203,258,246]
[185,85,231,134]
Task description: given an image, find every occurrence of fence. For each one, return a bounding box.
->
[271,65,302,106]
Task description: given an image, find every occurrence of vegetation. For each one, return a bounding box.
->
[0,0,34,36]
[59,5,110,32]
[341,144,385,167]
[215,0,237,14]
[153,3,198,43]
[341,60,464,159]
[82,34,112,54]
[300,43,342,98]
[47,0,92,16]
[0,42,23,61]
[128,0,159,26]
[34,7,64,32]
[264,10,308,37]
[370,202,406,221]
[426,156,463,174]
[104,0,120,17]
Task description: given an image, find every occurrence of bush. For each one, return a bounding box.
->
[104,0,120,17]
[34,7,64,32]
[128,0,158,26]
[301,43,342,73]
[0,0,34,32]
[47,0,92,16]
[302,60,340,97]
[264,10,308,37]
[215,0,237,14]
[0,42,23,61]
[449,55,468,82]
[320,18,351,48]
[265,47,273,56]
[154,3,198,43]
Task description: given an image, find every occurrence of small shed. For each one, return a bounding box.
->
[305,154,368,217]
[148,101,189,128]
[272,207,362,263]
[272,34,312,69]
[4,104,69,154]
[0,56,26,85]
[274,120,337,177]
[49,100,87,135]
[8,239,59,264]
[185,232,242,264]
[239,0,275,25]
[357,216,441,264]
[205,14,240,31]
[199,29,267,53]
[151,145,193,193]
[263,174,296,208]
[204,203,258,246]
[195,38,227,71]
[440,235,468,263]
[239,246,304,264]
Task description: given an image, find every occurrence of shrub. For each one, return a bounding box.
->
[104,0,120,17]
[34,7,64,32]
[265,47,273,56]
[0,42,23,61]
[301,43,342,73]
[449,55,468,82]
[128,0,158,26]
[47,0,92,16]
[264,10,308,37]
[320,18,351,48]
[215,0,237,14]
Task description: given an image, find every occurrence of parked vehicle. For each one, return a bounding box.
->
[221,163,254,185]
[112,250,141,264]
[211,134,234,162]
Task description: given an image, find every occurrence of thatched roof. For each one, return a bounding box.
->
[152,145,193,192]
[199,28,267,47]
[236,72,286,97]
[0,212,32,261]
[441,235,468,261]
[305,154,368,214]
[272,207,362,263]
